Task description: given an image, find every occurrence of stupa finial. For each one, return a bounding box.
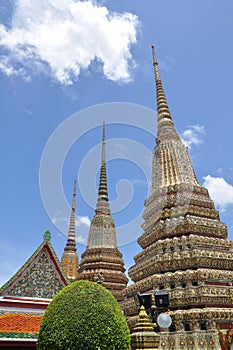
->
[65,179,77,250]
[151,45,172,123]
[96,122,110,215]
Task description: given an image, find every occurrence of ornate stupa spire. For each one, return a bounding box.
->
[87,122,116,249]
[96,122,110,215]
[66,180,77,249]
[152,44,172,123]
[152,44,180,145]
[122,47,230,350]
[150,45,198,190]
[61,180,79,281]
[78,123,128,301]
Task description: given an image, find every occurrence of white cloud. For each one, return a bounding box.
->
[24,108,34,117]
[77,235,87,244]
[203,175,233,210]
[0,0,139,85]
[75,216,91,227]
[159,56,174,72]
[216,168,223,176]
[181,124,205,149]
[113,141,127,157]
[51,214,68,225]
[52,212,90,228]
[131,178,148,187]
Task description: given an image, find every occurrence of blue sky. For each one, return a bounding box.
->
[1,0,233,286]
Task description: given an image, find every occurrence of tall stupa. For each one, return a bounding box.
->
[121,46,233,349]
[61,180,79,281]
[78,123,128,301]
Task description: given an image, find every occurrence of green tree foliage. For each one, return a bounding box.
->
[37,280,130,350]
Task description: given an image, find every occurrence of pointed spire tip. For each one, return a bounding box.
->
[151,43,173,123]
[102,122,106,143]
[96,122,110,214]
[152,45,157,65]
[73,179,77,194]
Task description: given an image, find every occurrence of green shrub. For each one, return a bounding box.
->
[37,280,130,350]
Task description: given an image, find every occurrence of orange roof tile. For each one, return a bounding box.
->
[0,313,42,334]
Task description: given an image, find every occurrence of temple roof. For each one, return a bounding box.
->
[0,312,42,342]
[0,295,49,346]
[0,230,69,299]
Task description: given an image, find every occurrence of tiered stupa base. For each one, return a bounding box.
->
[78,247,128,302]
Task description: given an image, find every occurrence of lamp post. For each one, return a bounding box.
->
[137,290,171,332]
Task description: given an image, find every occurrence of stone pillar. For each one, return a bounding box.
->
[131,306,160,350]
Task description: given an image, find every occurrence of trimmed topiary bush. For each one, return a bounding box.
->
[37,280,130,350]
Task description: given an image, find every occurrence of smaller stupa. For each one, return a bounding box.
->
[61,180,79,281]
[78,123,128,301]
[131,305,160,350]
